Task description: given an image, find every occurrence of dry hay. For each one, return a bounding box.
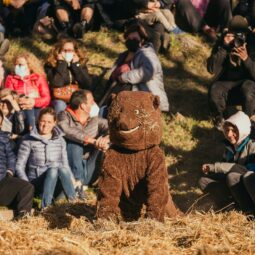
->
[0,200,255,255]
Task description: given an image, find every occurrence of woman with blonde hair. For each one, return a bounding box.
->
[5,52,51,131]
[45,38,92,113]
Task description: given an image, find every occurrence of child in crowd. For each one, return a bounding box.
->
[0,109,34,219]
[199,111,255,214]
[16,107,76,208]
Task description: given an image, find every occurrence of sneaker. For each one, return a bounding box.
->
[72,21,87,39]
[75,185,87,200]
[171,26,185,35]
[13,210,32,221]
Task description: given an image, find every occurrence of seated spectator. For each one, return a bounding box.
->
[136,0,183,34]
[233,0,255,29]
[45,38,91,113]
[58,90,109,199]
[0,109,34,219]
[1,0,43,37]
[174,0,232,41]
[199,111,255,214]
[102,22,169,112]
[16,107,76,208]
[5,52,51,130]
[0,88,25,136]
[53,0,95,38]
[208,15,255,130]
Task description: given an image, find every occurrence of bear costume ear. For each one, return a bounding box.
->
[153,95,160,109]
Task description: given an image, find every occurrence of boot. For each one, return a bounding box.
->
[57,22,71,39]
[72,20,87,39]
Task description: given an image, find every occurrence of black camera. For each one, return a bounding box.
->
[233,32,246,48]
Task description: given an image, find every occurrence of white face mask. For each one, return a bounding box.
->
[15,65,28,78]
[62,52,74,63]
[89,103,99,118]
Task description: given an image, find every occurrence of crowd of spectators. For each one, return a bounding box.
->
[0,0,255,220]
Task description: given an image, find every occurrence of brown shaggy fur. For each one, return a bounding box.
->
[97,91,180,222]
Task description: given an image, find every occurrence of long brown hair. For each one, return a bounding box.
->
[46,38,88,67]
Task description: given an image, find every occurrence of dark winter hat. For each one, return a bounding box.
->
[228,15,249,33]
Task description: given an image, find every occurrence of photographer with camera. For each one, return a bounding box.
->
[208,15,255,130]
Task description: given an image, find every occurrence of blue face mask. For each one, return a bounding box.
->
[15,65,28,78]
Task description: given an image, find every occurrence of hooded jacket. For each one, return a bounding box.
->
[16,126,70,181]
[207,111,255,174]
[119,43,169,112]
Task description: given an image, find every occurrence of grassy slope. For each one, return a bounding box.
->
[1,31,252,255]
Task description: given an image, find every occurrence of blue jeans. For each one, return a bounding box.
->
[52,100,67,114]
[67,142,102,185]
[41,167,76,208]
[24,108,41,130]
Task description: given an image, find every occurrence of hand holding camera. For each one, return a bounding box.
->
[223,31,248,62]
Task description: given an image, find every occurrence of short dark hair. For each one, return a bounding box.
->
[69,89,91,110]
[38,107,57,122]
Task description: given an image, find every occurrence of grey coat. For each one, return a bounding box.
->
[120,43,170,112]
[16,126,70,181]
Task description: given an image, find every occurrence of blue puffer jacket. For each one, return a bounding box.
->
[0,131,16,181]
[16,126,71,182]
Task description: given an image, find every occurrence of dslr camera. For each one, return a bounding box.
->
[232,32,246,48]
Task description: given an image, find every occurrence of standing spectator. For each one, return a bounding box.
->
[58,90,109,198]
[5,52,51,130]
[45,38,91,113]
[0,109,34,219]
[16,107,76,208]
[208,15,255,130]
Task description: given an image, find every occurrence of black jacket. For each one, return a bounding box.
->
[207,35,255,82]
[45,60,92,90]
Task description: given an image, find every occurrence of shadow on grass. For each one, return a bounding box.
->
[42,202,96,229]
[163,125,224,212]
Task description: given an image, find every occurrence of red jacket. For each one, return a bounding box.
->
[5,73,51,108]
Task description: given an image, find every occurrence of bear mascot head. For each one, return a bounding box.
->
[108,91,162,151]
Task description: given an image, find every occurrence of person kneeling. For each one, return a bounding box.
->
[16,107,76,209]
[199,111,255,214]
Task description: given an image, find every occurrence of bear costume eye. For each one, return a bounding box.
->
[134,109,139,115]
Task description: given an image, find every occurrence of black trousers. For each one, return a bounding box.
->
[175,0,232,32]
[209,79,255,118]
[0,176,34,215]
[199,164,255,212]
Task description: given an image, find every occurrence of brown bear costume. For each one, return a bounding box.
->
[97,91,180,222]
